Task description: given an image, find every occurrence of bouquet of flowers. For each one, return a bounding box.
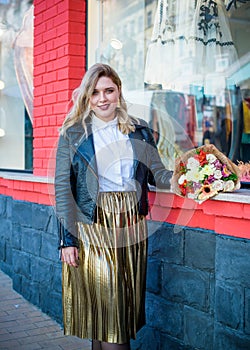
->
[171,144,241,203]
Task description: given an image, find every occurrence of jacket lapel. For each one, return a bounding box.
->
[70,123,97,173]
[129,125,147,168]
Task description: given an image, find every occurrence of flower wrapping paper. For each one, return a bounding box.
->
[171,144,241,203]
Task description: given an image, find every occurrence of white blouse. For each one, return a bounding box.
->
[92,115,136,192]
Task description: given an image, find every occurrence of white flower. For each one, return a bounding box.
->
[223,180,235,192]
[206,154,217,163]
[178,174,187,185]
[186,169,203,182]
[214,170,222,179]
[200,164,214,177]
[211,180,224,191]
[187,157,200,170]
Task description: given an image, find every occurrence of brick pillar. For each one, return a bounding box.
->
[33,0,86,177]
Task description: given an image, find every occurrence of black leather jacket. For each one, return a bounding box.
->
[55,118,173,249]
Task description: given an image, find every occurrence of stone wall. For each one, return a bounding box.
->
[132,221,250,350]
[1,194,250,349]
[0,195,62,322]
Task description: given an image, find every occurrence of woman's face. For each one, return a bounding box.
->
[89,76,120,122]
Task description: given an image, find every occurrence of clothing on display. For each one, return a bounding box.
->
[149,91,197,166]
[144,0,238,94]
[144,0,177,88]
[188,0,238,94]
[243,98,250,134]
[231,92,250,163]
[241,97,250,162]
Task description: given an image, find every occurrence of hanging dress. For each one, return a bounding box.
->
[144,0,238,94]
[187,0,238,94]
[144,0,176,88]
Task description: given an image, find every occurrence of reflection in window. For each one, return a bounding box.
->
[138,15,143,32]
[89,0,250,172]
[145,0,250,169]
[147,10,152,28]
[97,0,145,91]
[0,0,33,171]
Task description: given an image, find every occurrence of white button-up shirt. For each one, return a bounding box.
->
[92,115,136,192]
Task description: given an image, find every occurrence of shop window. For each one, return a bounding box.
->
[88,0,250,172]
[0,0,33,171]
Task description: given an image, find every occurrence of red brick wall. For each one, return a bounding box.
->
[148,192,250,239]
[33,0,86,177]
[0,179,51,204]
[0,0,86,205]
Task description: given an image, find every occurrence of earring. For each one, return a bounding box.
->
[117,99,121,108]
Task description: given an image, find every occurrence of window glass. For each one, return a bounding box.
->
[0,0,33,171]
[88,0,250,170]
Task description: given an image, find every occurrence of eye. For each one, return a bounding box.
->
[92,90,98,95]
[106,88,114,94]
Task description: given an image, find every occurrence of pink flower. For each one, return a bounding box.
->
[214,159,222,169]
[207,175,215,184]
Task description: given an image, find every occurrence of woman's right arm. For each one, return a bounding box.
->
[55,134,79,251]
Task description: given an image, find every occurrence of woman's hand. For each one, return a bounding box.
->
[61,247,79,268]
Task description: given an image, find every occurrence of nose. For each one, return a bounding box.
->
[99,91,107,102]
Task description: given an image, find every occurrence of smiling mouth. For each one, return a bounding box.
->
[98,104,110,110]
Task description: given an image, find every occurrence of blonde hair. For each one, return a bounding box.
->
[60,63,137,135]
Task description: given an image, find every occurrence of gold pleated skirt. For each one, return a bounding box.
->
[62,192,148,344]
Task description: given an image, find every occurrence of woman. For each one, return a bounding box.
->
[55,63,173,350]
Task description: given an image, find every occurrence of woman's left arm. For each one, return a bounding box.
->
[144,126,173,189]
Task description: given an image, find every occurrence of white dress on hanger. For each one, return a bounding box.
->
[188,0,238,94]
[144,0,176,88]
[144,0,198,89]
[144,0,238,94]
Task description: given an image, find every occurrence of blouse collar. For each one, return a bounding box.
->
[92,115,118,131]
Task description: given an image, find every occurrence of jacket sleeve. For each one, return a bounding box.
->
[55,134,79,250]
[142,125,173,189]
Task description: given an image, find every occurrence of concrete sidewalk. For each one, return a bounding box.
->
[0,269,91,350]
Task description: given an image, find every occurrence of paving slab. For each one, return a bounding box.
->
[0,269,91,350]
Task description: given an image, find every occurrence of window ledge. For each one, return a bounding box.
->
[1,172,249,204]
[0,171,54,184]
[150,187,250,204]
[209,189,250,204]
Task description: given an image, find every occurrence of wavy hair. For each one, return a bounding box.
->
[60,63,137,135]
